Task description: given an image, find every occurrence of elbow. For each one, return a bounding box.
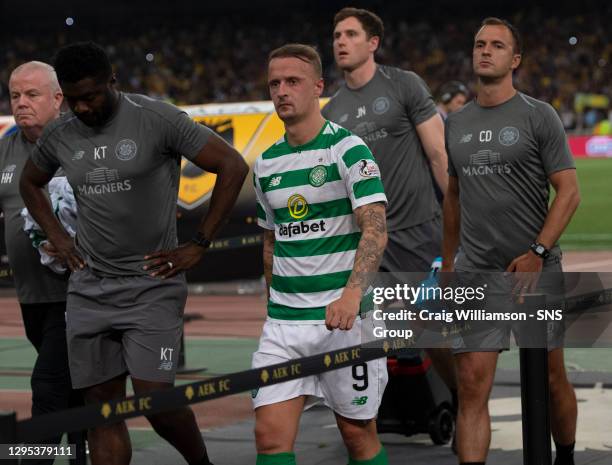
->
[564,184,581,212]
[381,233,388,252]
[380,228,388,250]
[233,152,249,182]
[222,149,249,183]
[571,190,581,213]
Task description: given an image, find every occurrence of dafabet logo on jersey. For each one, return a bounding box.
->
[278,220,327,238]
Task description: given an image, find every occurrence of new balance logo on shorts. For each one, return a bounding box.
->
[158,347,174,371]
[351,396,368,406]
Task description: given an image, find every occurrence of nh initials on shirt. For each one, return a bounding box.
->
[1,172,13,184]
[94,146,107,160]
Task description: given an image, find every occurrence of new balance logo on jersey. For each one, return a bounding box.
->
[351,396,368,406]
[459,133,473,143]
[269,176,282,187]
[278,220,326,238]
[356,106,367,119]
[1,164,16,184]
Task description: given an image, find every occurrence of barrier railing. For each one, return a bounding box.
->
[0,287,610,464]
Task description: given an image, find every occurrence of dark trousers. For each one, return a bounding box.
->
[20,301,84,465]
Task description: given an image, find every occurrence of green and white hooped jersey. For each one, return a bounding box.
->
[254,120,387,323]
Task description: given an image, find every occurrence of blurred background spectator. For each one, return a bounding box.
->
[1,0,610,133]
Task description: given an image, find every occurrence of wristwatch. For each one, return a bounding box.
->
[191,232,212,249]
[529,242,550,259]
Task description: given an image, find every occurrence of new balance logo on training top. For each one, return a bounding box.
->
[351,396,368,406]
[269,176,282,187]
[459,133,473,143]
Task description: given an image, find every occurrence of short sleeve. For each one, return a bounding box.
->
[336,135,387,210]
[158,102,213,161]
[399,71,438,126]
[535,104,575,175]
[445,118,458,177]
[31,128,61,175]
[253,163,275,230]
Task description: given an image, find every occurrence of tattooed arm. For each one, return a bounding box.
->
[325,202,387,331]
[262,229,275,300]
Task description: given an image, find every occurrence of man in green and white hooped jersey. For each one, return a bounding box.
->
[252,44,389,465]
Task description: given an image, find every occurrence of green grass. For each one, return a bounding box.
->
[560,158,612,250]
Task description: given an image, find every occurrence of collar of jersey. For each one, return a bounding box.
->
[283,120,329,152]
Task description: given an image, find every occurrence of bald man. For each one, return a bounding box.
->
[1,62,79,462]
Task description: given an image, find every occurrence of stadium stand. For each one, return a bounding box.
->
[0,2,610,131]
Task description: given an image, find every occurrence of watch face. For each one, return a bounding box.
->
[536,245,545,254]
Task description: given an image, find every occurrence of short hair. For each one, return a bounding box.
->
[438,81,468,103]
[334,7,384,46]
[53,42,112,85]
[268,44,322,78]
[478,17,523,55]
[10,61,61,93]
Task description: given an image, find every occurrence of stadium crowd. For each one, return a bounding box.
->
[0,6,610,130]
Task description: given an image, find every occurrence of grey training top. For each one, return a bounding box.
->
[0,131,68,303]
[446,92,575,270]
[31,93,213,277]
[323,65,440,231]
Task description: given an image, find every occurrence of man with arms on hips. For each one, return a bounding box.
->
[252,43,389,465]
[0,61,82,464]
[20,42,249,465]
[323,6,458,420]
[442,18,580,465]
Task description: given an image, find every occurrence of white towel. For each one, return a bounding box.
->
[21,176,77,274]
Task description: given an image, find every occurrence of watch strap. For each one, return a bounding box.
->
[529,242,550,259]
[191,232,212,249]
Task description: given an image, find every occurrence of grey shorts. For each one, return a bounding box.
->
[379,216,442,273]
[453,254,565,354]
[66,267,187,389]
